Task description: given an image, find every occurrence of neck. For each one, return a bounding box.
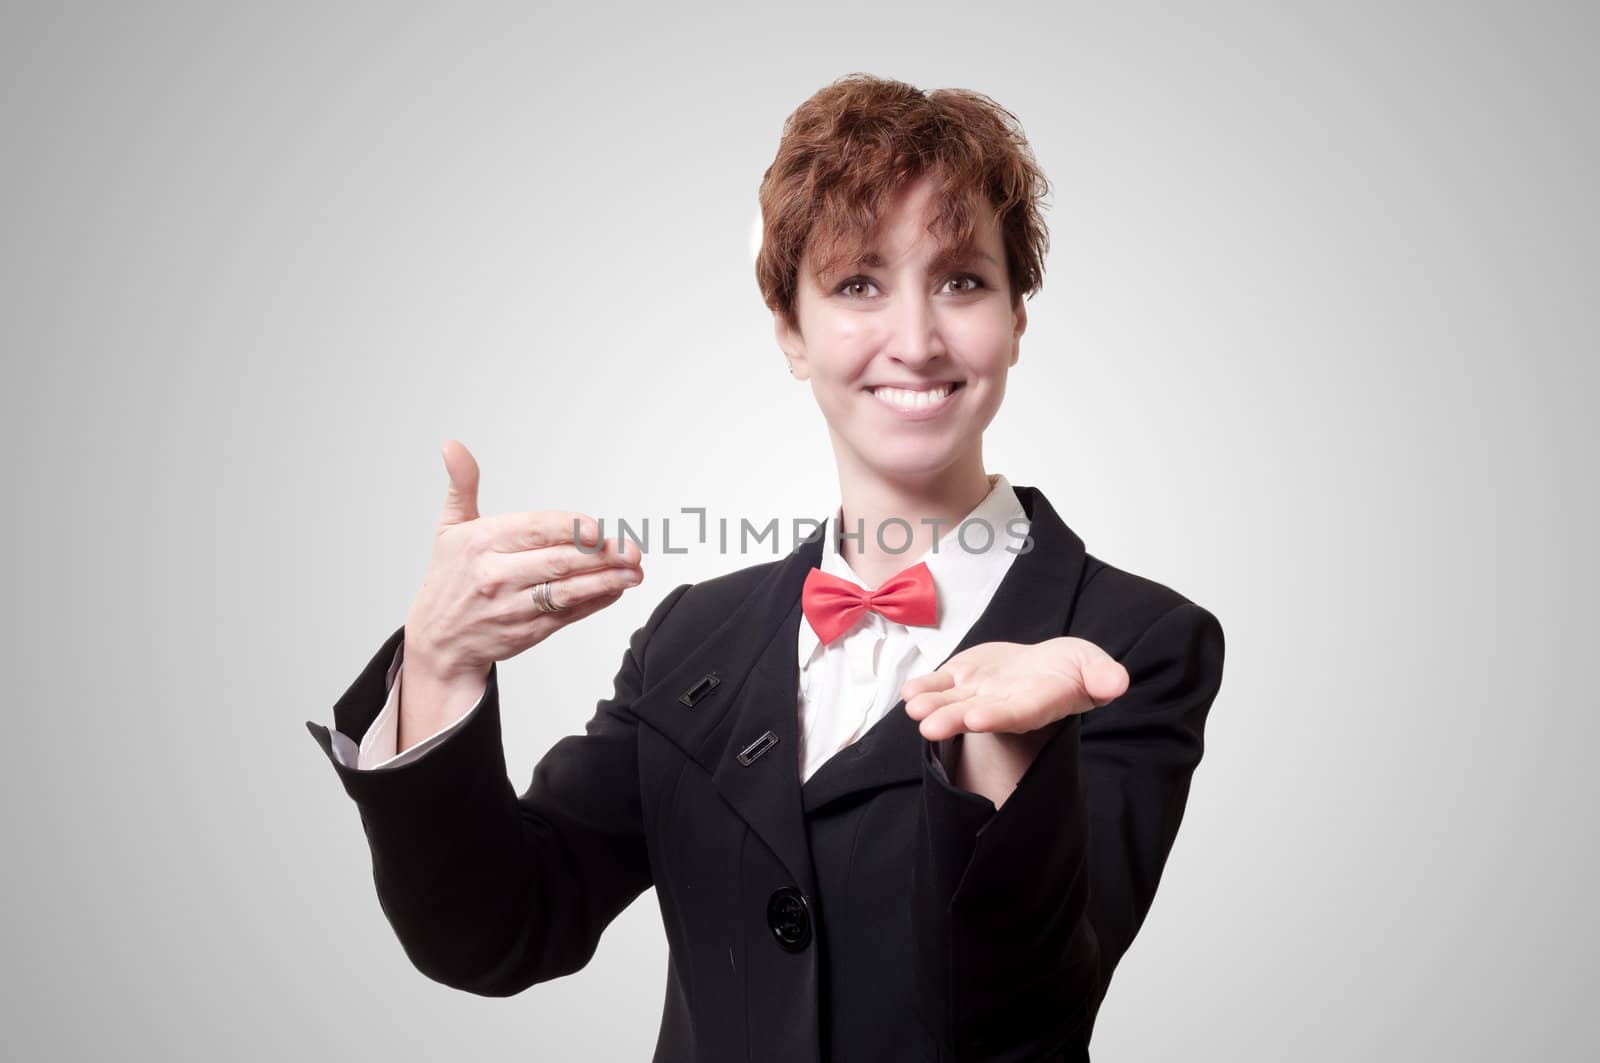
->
[831,450,995,588]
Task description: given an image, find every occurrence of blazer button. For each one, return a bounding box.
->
[766,887,812,952]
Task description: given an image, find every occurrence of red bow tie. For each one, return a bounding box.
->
[800,561,938,646]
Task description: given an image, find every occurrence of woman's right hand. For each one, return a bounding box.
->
[401,438,644,691]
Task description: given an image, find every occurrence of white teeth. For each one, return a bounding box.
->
[869,385,953,410]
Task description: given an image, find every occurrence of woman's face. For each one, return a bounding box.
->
[774,174,1026,488]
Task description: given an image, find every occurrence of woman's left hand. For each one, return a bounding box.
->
[901,637,1131,743]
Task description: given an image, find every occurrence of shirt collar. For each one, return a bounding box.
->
[797,473,1030,668]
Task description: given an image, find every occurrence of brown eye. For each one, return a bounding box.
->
[948,274,985,293]
[837,276,878,299]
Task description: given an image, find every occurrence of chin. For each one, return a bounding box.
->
[856,443,968,479]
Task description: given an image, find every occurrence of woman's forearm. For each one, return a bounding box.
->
[953,728,1052,809]
[397,663,489,755]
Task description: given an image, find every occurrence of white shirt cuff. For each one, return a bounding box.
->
[329,642,483,770]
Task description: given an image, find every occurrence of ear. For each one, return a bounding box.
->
[1009,293,1028,367]
[773,310,810,380]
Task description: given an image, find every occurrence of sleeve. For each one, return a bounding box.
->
[303,581,695,996]
[910,601,1226,1059]
[326,642,484,771]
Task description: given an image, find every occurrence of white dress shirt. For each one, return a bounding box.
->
[329,474,1029,783]
[793,473,1027,783]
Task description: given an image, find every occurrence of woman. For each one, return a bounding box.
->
[307,73,1226,1062]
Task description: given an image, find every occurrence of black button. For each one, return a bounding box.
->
[766,887,812,952]
[678,671,721,708]
[738,730,779,765]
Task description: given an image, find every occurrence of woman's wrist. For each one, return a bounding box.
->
[397,660,489,753]
[953,729,1051,810]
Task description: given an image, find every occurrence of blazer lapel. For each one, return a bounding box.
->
[630,531,824,898]
[708,591,816,890]
[800,484,1089,813]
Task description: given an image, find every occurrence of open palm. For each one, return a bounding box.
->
[900,637,1130,743]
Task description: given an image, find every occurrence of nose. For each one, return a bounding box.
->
[885,289,946,369]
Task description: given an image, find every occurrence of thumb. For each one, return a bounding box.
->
[438,438,480,526]
[1084,652,1131,708]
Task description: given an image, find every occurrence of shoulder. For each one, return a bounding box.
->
[1069,551,1224,656]
[632,554,792,665]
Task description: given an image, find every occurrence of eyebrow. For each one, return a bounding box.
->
[854,248,1001,272]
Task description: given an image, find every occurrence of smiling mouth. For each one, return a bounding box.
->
[864,380,965,412]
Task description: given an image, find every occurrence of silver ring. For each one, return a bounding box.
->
[531,580,568,614]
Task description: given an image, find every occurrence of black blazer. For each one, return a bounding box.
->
[306,484,1226,1062]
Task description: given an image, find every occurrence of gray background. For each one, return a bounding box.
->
[3,1,1593,1059]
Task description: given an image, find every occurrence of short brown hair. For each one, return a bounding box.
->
[756,73,1051,330]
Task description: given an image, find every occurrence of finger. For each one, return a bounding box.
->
[438,439,481,526]
[1082,654,1131,707]
[903,683,966,721]
[961,697,1027,734]
[476,510,621,557]
[492,539,642,589]
[500,586,627,654]
[900,670,956,703]
[917,698,975,742]
[514,563,642,623]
